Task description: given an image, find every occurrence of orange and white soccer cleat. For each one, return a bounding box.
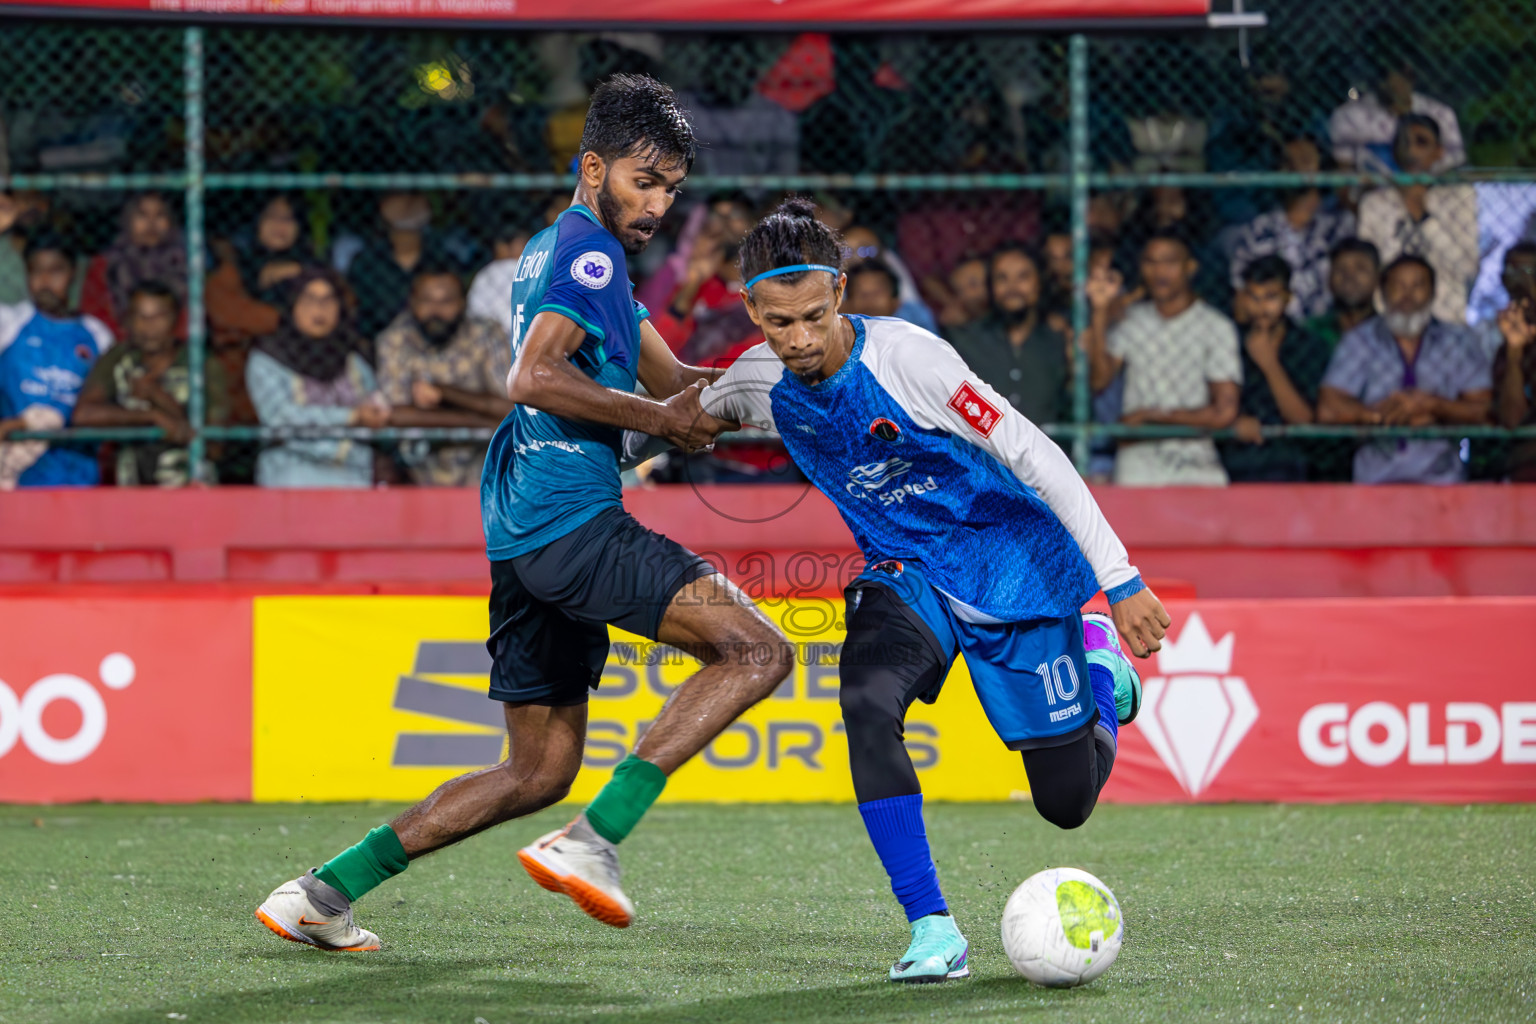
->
[518,824,635,928]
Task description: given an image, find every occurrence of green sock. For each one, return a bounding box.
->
[585,755,668,845]
[314,824,409,903]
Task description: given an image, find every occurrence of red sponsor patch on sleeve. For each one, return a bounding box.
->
[946,381,1003,438]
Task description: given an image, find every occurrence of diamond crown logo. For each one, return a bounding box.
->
[1154,612,1235,675]
[1136,612,1258,798]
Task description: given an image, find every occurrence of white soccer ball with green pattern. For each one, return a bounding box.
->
[1000,867,1124,987]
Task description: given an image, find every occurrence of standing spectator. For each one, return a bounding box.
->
[465,223,533,338]
[1329,56,1465,172]
[1119,187,1226,307]
[206,194,311,350]
[1084,228,1241,486]
[1221,256,1332,482]
[841,224,937,333]
[80,193,187,338]
[840,259,902,319]
[1358,115,1477,325]
[1229,137,1357,321]
[0,191,53,305]
[644,194,759,364]
[1318,256,1492,484]
[936,255,990,330]
[73,280,228,486]
[1492,251,1536,480]
[246,269,385,488]
[375,268,513,486]
[347,192,456,339]
[1304,238,1382,349]
[0,234,114,488]
[946,244,1068,426]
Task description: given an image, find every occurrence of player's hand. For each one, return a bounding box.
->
[660,379,725,452]
[1110,587,1170,659]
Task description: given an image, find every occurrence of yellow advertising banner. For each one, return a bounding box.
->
[252,596,1031,803]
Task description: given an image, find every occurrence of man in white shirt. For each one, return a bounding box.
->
[1358,115,1478,325]
[465,223,533,336]
[1084,228,1242,486]
[1329,61,1464,172]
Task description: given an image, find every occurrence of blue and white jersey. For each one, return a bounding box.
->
[701,316,1143,623]
[481,204,650,560]
[0,302,113,487]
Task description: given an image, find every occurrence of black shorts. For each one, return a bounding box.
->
[486,507,714,706]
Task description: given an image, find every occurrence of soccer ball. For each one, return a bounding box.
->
[1000,867,1124,987]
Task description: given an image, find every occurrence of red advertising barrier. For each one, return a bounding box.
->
[1103,598,1536,804]
[0,0,1208,27]
[0,595,252,802]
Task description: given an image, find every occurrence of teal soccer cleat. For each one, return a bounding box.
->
[889,913,970,983]
[1082,612,1142,726]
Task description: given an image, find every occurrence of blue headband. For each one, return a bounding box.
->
[743,263,841,292]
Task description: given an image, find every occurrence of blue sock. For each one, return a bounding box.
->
[858,793,947,923]
[1087,661,1118,745]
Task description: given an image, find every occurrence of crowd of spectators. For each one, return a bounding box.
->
[1,50,1535,489]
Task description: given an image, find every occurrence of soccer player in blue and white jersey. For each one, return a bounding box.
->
[670,198,1171,983]
[0,233,114,487]
[256,76,794,952]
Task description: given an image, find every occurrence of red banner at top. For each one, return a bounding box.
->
[0,0,1208,26]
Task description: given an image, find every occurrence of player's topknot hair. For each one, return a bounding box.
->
[739,196,844,293]
[579,73,697,170]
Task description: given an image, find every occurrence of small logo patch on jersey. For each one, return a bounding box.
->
[869,417,902,443]
[571,251,614,290]
[947,381,1002,437]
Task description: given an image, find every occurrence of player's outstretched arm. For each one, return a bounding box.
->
[508,310,716,450]
[636,320,726,400]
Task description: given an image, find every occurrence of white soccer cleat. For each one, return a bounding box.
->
[518,825,635,928]
[255,876,381,952]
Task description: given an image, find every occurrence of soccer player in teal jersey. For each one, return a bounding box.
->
[631,199,1170,982]
[255,76,793,951]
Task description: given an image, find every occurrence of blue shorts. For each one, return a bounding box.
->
[848,559,1097,749]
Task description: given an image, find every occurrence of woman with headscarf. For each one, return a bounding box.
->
[245,268,388,487]
[80,192,188,337]
[207,194,312,349]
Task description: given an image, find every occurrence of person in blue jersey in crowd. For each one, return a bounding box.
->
[0,233,114,489]
[256,75,793,954]
[651,198,1171,983]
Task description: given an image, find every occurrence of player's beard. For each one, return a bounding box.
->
[597,184,660,257]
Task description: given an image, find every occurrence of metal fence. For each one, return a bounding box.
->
[3,4,1535,484]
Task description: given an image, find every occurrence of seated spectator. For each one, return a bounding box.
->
[80,193,187,338]
[1229,137,1356,321]
[1475,243,1536,361]
[376,267,513,486]
[1221,256,1332,482]
[1119,186,1226,307]
[1329,55,1465,172]
[841,259,902,319]
[1492,252,1536,481]
[207,194,310,350]
[1358,115,1477,324]
[246,269,385,488]
[465,223,533,338]
[1084,228,1241,486]
[841,224,937,333]
[347,192,457,339]
[936,255,990,330]
[73,280,228,486]
[0,234,114,488]
[1319,255,1492,484]
[946,244,1068,426]
[1304,238,1382,348]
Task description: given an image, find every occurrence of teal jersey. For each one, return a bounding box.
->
[480,204,649,559]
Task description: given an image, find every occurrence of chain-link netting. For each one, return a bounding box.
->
[2,3,1534,487]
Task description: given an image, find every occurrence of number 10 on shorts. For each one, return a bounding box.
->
[1034,656,1081,706]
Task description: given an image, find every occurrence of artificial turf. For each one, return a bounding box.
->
[1,801,1532,1024]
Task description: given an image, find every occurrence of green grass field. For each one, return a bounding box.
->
[2,801,1533,1024]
